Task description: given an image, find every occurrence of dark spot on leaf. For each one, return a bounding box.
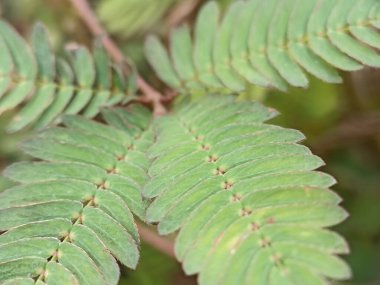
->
[251,222,261,231]
[214,167,226,176]
[201,144,211,151]
[223,180,234,190]
[240,207,252,217]
[260,237,271,248]
[207,155,218,163]
[231,193,242,202]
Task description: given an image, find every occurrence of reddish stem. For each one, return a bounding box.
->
[69,0,167,115]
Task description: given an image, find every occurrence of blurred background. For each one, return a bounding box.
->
[0,0,379,284]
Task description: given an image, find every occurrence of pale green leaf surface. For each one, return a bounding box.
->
[1,278,35,285]
[288,0,341,83]
[0,21,37,79]
[249,0,288,91]
[146,0,380,94]
[213,1,245,92]
[7,84,56,132]
[171,26,201,90]
[0,22,135,131]
[70,225,119,285]
[370,2,380,28]
[0,219,72,245]
[0,238,59,263]
[44,262,79,285]
[230,0,270,87]
[34,59,75,129]
[57,242,105,285]
[146,95,349,285]
[348,0,380,49]
[193,2,223,89]
[32,23,55,80]
[0,257,46,282]
[267,0,308,87]
[82,207,139,269]
[327,0,380,67]
[0,106,153,283]
[0,201,82,230]
[144,36,182,89]
[307,0,362,71]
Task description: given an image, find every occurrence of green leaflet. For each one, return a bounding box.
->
[44,262,79,285]
[0,21,37,79]
[230,0,270,87]
[0,21,136,132]
[145,95,350,285]
[146,0,380,94]
[32,23,55,81]
[171,26,199,90]
[144,35,182,89]
[2,278,36,285]
[249,0,288,91]
[0,257,46,282]
[57,242,105,285]
[193,2,223,89]
[267,0,308,87]
[83,40,112,118]
[327,0,380,67]
[0,238,60,262]
[70,224,119,285]
[307,0,362,71]
[286,0,342,84]
[0,106,154,284]
[63,48,96,115]
[348,0,380,49]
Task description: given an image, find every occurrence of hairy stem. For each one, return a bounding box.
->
[68,0,167,115]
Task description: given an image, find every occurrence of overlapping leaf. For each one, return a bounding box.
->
[145,0,380,93]
[0,21,136,132]
[0,105,153,284]
[145,95,350,285]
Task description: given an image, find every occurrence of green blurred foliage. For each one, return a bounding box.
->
[96,0,177,39]
[118,243,180,285]
[0,1,379,285]
[264,77,344,140]
[0,0,93,52]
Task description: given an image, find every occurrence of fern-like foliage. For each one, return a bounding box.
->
[0,21,136,133]
[145,95,350,285]
[145,0,380,93]
[97,0,177,38]
[0,105,153,284]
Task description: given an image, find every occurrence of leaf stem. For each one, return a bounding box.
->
[68,0,167,115]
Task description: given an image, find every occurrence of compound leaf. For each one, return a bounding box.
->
[0,105,154,284]
[145,95,350,285]
[0,21,136,132]
[146,0,380,94]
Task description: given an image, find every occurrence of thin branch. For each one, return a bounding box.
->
[68,0,167,115]
[312,112,380,154]
[137,223,176,258]
[165,0,201,30]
